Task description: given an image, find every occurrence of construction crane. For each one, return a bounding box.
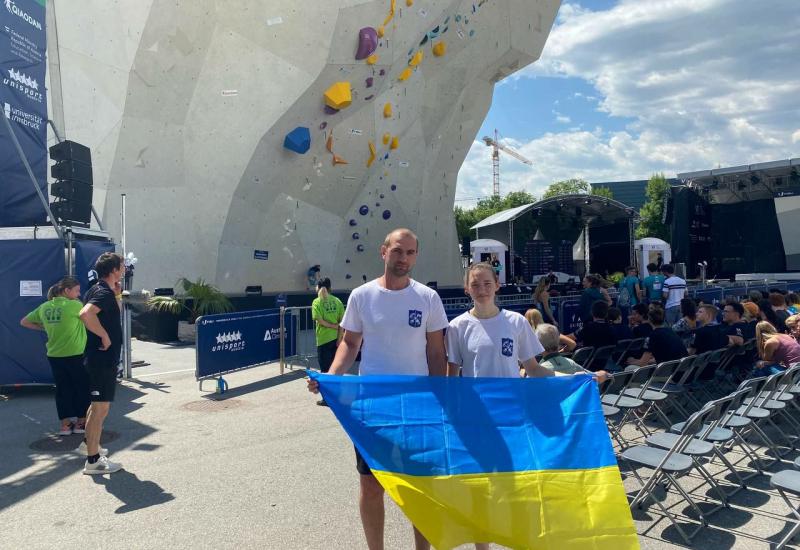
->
[482,129,533,197]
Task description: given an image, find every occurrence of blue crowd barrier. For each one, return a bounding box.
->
[195,308,295,382]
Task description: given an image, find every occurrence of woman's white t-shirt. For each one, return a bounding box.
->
[340,279,449,376]
[447,309,544,378]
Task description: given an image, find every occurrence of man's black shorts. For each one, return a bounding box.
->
[354,446,372,476]
[85,354,117,402]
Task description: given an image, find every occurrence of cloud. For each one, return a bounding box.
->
[458,0,800,204]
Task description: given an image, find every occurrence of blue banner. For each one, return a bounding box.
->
[560,301,583,335]
[74,240,116,291]
[0,238,65,385]
[0,0,47,227]
[195,309,296,380]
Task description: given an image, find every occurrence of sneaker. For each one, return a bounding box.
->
[57,424,73,436]
[72,423,86,434]
[316,399,329,407]
[83,456,122,475]
[77,441,108,456]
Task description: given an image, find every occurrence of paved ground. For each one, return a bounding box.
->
[1,340,799,549]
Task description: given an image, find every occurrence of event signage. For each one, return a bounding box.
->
[0,0,47,226]
[195,309,295,380]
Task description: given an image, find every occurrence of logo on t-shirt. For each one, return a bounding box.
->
[501,338,513,357]
[408,309,422,328]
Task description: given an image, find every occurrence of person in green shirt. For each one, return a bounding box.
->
[311,277,345,406]
[642,263,666,304]
[20,276,90,435]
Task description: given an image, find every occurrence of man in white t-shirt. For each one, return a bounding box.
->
[307,228,448,550]
[661,264,687,326]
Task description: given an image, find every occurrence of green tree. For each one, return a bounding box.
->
[453,191,536,243]
[635,173,671,240]
[542,178,590,199]
[541,178,614,200]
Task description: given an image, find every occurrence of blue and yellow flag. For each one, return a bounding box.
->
[309,371,638,550]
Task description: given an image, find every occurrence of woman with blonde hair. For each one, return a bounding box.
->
[786,314,800,341]
[532,275,556,325]
[524,308,576,352]
[753,320,800,376]
[311,277,345,406]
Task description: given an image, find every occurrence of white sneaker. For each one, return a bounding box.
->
[77,441,108,456]
[83,455,122,475]
[57,424,73,436]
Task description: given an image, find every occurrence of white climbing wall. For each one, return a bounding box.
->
[51,0,560,292]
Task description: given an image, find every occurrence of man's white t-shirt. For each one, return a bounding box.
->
[341,278,449,376]
[662,276,687,309]
[446,309,544,378]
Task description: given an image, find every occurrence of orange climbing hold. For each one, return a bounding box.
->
[332,154,348,166]
[398,67,412,81]
[409,50,423,67]
[366,54,379,65]
[326,133,334,153]
[432,41,447,57]
[383,103,393,118]
[367,141,376,167]
[390,136,399,150]
[382,132,391,145]
[323,82,352,110]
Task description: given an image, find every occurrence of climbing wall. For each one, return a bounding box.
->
[52,0,560,292]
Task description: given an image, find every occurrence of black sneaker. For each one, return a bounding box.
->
[316,399,329,407]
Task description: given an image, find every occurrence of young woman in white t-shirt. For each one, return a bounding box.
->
[447,263,552,380]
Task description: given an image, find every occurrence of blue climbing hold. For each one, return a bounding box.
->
[382,210,391,220]
[359,205,369,215]
[283,126,311,154]
[380,194,385,199]
[352,232,360,240]
[349,219,357,226]
[346,274,352,279]
[356,244,365,252]
[346,259,351,263]
[391,184,397,191]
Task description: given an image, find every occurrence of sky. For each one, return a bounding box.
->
[455,0,800,206]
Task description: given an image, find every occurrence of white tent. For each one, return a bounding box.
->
[635,238,671,278]
[470,239,508,284]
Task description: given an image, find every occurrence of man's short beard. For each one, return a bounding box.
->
[389,265,411,277]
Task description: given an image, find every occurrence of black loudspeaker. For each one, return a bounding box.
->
[50,200,91,225]
[49,140,91,164]
[51,160,92,183]
[461,236,471,256]
[51,180,92,203]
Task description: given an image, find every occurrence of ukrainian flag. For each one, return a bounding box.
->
[309,371,638,550]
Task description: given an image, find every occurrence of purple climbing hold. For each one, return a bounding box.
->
[391,184,397,191]
[324,105,340,115]
[359,205,369,215]
[364,95,374,101]
[319,121,328,130]
[382,210,391,220]
[352,232,360,240]
[355,27,379,60]
[356,244,365,252]
[349,219,357,226]
[366,77,374,88]
[379,69,386,76]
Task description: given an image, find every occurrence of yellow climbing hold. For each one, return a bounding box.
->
[323,82,352,110]
[409,50,423,67]
[432,41,447,57]
[377,26,385,38]
[367,141,376,167]
[382,132,391,145]
[398,67,412,81]
[383,103,393,118]
[366,54,379,65]
[332,154,348,166]
[383,0,396,26]
[390,136,399,150]
[406,0,413,5]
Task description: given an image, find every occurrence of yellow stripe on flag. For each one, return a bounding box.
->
[372,465,639,550]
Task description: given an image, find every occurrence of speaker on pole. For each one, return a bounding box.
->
[48,140,93,226]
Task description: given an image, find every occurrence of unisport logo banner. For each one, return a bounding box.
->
[0,0,47,227]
